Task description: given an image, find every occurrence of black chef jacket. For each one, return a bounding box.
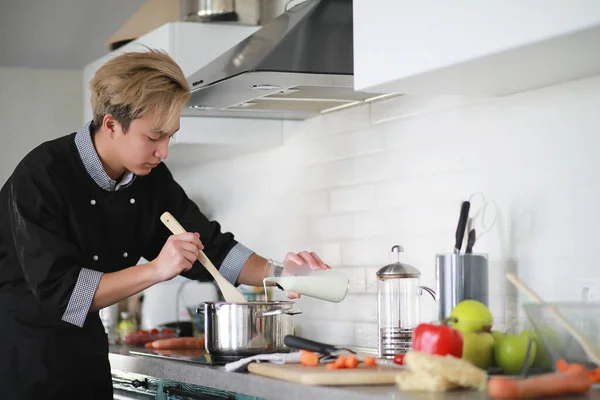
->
[0,132,242,399]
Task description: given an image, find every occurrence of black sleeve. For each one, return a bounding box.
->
[0,168,94,325]
[142,165,241,282]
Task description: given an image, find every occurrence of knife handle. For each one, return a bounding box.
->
[284,335,338,355]
[454,201,471,253]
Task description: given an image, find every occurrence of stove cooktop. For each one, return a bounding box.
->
[128,348,246,366]
[129,348,213,364]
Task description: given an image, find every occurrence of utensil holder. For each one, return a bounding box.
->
[436,253,489,321]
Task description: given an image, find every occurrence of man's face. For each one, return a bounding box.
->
[113,115,178,176]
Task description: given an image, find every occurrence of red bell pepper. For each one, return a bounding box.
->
[411,323,463,358]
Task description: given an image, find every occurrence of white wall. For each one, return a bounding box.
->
[170,74,600,348]
[0,67,83,184]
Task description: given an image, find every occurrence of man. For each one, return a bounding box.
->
[0,49,329,399]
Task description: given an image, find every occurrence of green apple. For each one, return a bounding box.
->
[462,331,495,370]
[449,300,494,333]
[531,326,562,369]
[491,330,506,343]
[494,329,537,375]
[490,330,506,367]
[532,334,551,369]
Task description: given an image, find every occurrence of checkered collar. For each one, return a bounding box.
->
[74,121,135,192]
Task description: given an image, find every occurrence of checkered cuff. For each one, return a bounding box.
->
[62,268,103,327]
[219,243,254,286]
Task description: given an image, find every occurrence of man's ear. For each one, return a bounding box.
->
[102,114,119,139]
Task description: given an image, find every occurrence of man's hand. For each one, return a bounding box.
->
[149,232,204,282]
[284,251,331,299]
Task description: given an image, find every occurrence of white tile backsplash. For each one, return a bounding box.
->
[305,242,343,266]
[354,323,378,349]
[341,238,390,267]
[330,184,376,213]
[171,74,600,348]
[295,320,356,345]
[365,266,382,295]
[344,266,367,294]
[307,214,354,242]
[353,151,400,184]
[370,94,472,125]
[322,103,371,135]
[353,210,386,238]
[303,158,354,191]
[297,189,330,216]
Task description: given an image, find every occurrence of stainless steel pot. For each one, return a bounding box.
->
[203,301,302,363]
[180,0,287,25]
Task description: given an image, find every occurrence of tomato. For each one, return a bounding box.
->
[393,354,405,365]
[150,328,159,334]
[137,329,149,335]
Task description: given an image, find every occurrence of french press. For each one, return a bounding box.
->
[376,245,436,358]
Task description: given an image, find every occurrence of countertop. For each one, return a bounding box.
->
[109,345,600,400]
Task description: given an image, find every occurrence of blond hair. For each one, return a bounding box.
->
[90,49,190,134]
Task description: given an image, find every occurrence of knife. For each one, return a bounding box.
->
[465,228,476,254]
[284,335,352,356]
[454,201,471,253]
[284,335,404,368]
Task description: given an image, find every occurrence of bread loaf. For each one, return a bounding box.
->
[403,350,488,391]
[395,370,459,392]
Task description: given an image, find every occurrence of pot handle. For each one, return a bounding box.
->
[258,308,303,317]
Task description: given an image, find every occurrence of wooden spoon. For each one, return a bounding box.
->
[160,212,248,304]
[505,272,600,366]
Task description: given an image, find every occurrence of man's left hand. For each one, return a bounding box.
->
[283,251,331,299]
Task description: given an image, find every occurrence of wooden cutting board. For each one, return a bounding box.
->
[247,363,403,386]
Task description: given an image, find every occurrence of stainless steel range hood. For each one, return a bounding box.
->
[183,0,398,120]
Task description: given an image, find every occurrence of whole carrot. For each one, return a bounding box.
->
[149,337,205,350]
[488,367,591,399]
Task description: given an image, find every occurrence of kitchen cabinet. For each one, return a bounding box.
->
[82,22,283,159]
[353,0,600,96]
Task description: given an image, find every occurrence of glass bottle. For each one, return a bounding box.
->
[118,311,137,342]
[263,259,348,303]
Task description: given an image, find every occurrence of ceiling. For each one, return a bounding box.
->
[0,0,145,69]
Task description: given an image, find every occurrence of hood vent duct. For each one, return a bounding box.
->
[183,0,398,120]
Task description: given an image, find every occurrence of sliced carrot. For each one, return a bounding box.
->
[325,363,339,370]
[488,368,591,399]
[300,350,319,367]
[345,355,359,369]
[363,356,377,367]
[334,356,347,368]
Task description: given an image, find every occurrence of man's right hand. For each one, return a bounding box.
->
[149,232,204,282]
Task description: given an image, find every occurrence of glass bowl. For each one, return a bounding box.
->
[522,302,600,370]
